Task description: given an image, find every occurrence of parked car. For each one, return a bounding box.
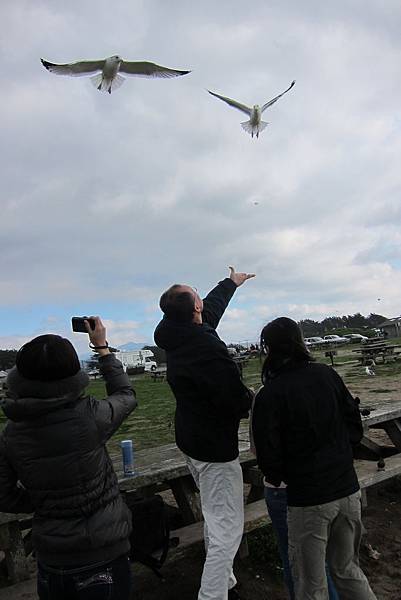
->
[343,333,369,344]
[323,334,350,344]
[304,336,328,347]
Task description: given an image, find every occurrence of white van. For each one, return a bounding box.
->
[115,349,157,372]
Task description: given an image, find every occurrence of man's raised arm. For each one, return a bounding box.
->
[202,266,255,329]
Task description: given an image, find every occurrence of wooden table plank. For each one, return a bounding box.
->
[355,454,401,488]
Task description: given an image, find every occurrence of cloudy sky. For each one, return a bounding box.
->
[1,0,400,354]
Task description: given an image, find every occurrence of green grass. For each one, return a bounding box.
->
[0,359,263,451]
[1,342,400,453]
[85,375,177,454]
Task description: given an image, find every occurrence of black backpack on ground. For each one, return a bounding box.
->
[126,494,179,578]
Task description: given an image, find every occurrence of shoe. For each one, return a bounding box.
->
[228,587,241,599]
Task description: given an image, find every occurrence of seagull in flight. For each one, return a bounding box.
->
[208,80,296,138]
[41,55,191,94]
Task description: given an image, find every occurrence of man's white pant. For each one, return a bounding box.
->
[185,455,244,600]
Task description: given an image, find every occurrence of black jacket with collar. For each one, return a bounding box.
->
[252,360,362,507]
[154,278,252,463]
[0,353,137,566]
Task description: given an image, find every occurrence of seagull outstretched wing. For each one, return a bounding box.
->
[41,58,104,77]
[119,61,190,78]
[261,80,296,112]
[207,90,252,115]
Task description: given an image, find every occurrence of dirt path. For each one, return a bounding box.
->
[133,479,401,600]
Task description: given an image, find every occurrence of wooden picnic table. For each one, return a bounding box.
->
[114,403,401,510]
[352,343,401,365]
[3,401,401,584]
[114,431,255,525]
[149,367,167,382]
[357,400,401,458]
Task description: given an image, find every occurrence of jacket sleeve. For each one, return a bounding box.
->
[332,369,363,445]
[89,354,138,443]
[202,278,237,329]
[252,388,284,486]
[0,434,34,514]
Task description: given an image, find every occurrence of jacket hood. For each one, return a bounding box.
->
[2,368,90,422]
[154,316,204,351]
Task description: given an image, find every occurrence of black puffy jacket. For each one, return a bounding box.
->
[0,353,137,566]
[154,278,252,463]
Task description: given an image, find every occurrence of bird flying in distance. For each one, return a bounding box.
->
[208,80,296,138]
[41,55,191,94]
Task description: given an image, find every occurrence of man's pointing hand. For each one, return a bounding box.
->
[228,266,256,287]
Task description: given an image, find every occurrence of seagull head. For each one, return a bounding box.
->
[110,55,122,64]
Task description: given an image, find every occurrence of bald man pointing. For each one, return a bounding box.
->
[154,267,255,600]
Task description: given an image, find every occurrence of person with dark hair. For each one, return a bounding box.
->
[154,267,255,600]
[0,317,137,600]
[252,317,377,600]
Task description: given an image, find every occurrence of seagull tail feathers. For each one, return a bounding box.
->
[111,73,125,91]
[241,120,269,137]
[90,73,104,91]
[90,73,125,93]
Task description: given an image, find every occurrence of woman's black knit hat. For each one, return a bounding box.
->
[16,334,80,381]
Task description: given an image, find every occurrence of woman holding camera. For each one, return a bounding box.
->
[0,317,137,600]
[252,317,376,600]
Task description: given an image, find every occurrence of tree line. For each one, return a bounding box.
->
[0,349,18,371]
[0,315,387,370]
[298,313,387,337]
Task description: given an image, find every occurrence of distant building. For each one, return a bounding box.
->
[378,317,401,338]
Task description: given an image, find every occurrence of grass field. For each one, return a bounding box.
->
[1,339,400,455]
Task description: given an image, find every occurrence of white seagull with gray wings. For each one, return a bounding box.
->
[208,80,296,138]
[41,55,191,94]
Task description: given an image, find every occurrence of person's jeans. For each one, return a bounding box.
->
[37,553,132,600]
[265,487,339,600]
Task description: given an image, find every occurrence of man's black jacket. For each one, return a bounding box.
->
[154,278,252,462]
[252,360,363,506]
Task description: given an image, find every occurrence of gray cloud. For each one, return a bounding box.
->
[1,0,401,346]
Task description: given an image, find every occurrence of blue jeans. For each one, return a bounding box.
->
[264,488,339,600]
[37,554,132,600]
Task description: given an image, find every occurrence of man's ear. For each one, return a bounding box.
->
[194,299,202,313]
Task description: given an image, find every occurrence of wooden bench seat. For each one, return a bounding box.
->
[168,454,401,560]
[169,499,270,560]
[2,456,401,583]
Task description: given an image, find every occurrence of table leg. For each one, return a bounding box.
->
[237,535,249,559]
[355,436,384,459]
[361,488,368,509]
[0,522,30,583]
[246,484,264,504]
[383,419,401,451]
[170,475,203,524]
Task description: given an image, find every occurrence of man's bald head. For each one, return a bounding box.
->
[159,284,203,323]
